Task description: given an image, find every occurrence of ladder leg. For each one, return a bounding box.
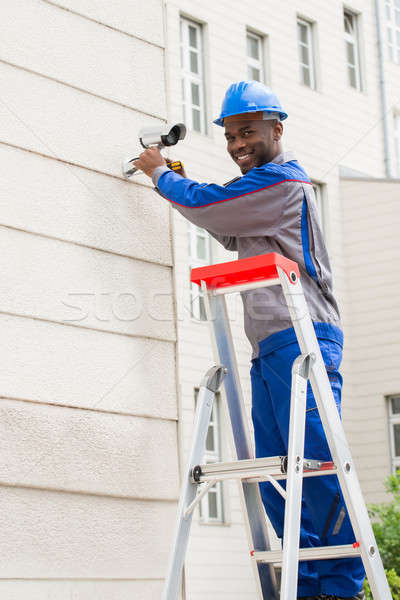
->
[202,284,278,600]
[278,267,392,600]
[280,354,312,600]
[162,366,226,600]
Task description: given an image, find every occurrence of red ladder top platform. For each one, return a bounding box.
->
[190,252,300,290]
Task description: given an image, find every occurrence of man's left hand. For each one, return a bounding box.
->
[133,147,167,177]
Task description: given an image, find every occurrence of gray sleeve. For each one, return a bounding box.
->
[152,166,286,238]
[207,230,237,251]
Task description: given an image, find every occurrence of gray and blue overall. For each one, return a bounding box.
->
[152,151,365,598]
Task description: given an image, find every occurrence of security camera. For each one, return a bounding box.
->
[122,123,186,178]
[139,123,186,148]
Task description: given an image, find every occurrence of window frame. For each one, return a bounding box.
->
[297,17,316,89]
[246,30,265,83]
[394,112,400,177]
[386,0,400,64]
[344,9,362,91]
[388,395,400,472]
[194,388,225,523]
[180,17,207,134]
[188,224,211,322]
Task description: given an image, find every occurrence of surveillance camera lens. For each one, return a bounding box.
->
[165,126,180,146]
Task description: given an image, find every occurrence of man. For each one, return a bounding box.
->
[134,81,365,600]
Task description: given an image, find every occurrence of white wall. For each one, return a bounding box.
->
[0,1,179,598]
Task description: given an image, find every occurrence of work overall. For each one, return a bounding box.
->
[251,324,364,597]
[152,151,365,597]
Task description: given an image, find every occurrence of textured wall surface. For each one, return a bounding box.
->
[0,1,179,598]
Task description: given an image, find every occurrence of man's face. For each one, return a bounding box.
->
[224,119,282,174]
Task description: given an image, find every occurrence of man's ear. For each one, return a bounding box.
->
[273,120,283,140]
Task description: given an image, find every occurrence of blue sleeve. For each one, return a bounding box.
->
[153,164,286,208]
[152,163,310,237]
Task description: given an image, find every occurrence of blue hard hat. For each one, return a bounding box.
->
[213,81,288,126]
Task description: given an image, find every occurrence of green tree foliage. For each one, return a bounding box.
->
[369,470,400,573]
[364,569,400,600]
[364,470,400,598]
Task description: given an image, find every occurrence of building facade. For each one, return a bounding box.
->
[164,0,400,598]
[1,1,400,599]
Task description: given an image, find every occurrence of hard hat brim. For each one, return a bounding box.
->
[214,109,288,127]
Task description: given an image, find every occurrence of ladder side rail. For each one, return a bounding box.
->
[162,367,223,600]
[202,285,253,459]
[280,354,311,600]
[277,266,392,600]
[202,282,278,600]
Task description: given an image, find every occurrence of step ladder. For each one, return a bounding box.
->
[162,252,391,600]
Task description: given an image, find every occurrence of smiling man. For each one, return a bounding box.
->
[224,114,283,174]
[134,81,365,600]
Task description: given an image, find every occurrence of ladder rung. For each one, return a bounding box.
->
[253,544,361,563]
[191,457,336,483]
[192,457,282,483]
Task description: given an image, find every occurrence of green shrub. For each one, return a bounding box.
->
[363,470,400,598]
[369,470,400,573]
[364,569,400,600]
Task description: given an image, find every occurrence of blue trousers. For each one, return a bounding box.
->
[250,324,365,598]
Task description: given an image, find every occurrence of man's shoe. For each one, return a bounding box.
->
[320,592,365,600]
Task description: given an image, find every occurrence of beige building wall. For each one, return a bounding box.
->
[0,1,179,599]
[341,177,400,504]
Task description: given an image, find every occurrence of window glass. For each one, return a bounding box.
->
[188,224,211,321]
[394,113,400,177]
[394,424,400,456]
[208,491,218,518]
[189,25,197,48]
[247,35,259,59]
[190,51,198,74]
[386,0,400,64]
[388,395,400,472]
[302,66,311,87]
[194,390,224,523]
[344,10,362,90]
[192,109,200,131]
[298,22,307,44]
[392,396,400,414]
[206,426,215,452]
[248,66,261,81]
[191,82,200,106]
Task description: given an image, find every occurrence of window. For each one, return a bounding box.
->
[194,389,224,522]
[180,18,206,133]
[312,182,326,236]
[388,395,400,472]
[386,0,400,64]
[344,10,362,90]
[297,18,316,89]
[246,31,265,82]
[188,224,211,321]
[394,112,400,177]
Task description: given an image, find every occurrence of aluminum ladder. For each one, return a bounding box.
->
[162,252,391,600]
